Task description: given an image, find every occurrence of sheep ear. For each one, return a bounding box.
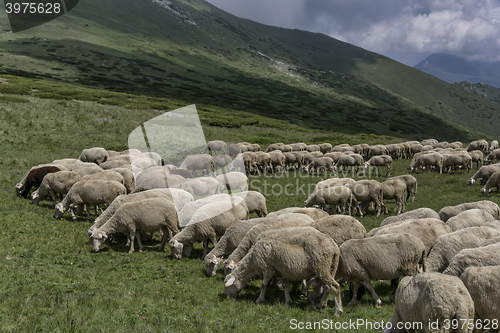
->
[90,232,94,238]
[102,232,107,239]
[225,277,235,287]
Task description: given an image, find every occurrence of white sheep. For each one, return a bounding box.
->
[178,193,230,227]
[215,171,248,193]
[483,148,500,164]
[309,215,367,247]
[67,162,104,177]
[305,156,334,176]
[384,273,475,333]
[266,207,329,220]
[364,155,392,177]
[442,153,472,174]
[442,242,500,277]
[445,208,496,231]
[380,207,439,227]
[304,186,356,215]
[91,197,179,253]
[78,147,109,165]
[387,174,418,203]
[468,164,500,185]
[54,180,127,220]
[82,170,124,185]
[184,177,221,197]
[109,167,136,193]
[480,171,500,196]
[411,152,443,173]
[468,149,484,169]
[133,167,186,191]
[179,154,214,176]
[337,233,427,307]
[169,198,249,259]
[232,191,268,217]
[438,200,500,222]
[427,226,500,273]
[31,171,82,206]
[347,179,385,218]
[201,140,227,155]
[380,178,406,215]
[224,226,343,315]
[460,265,500,323]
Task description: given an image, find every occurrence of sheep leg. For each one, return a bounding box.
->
[158,227,169,252]
[135,232,144,252]
[347,282,361,306]
[256,271,274,304]
[363,279,382,307]
[329,279,343,316]
[128,229,136,253]
[282,279,293,306]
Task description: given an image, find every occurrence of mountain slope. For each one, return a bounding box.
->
[415,53,500,88]
[0,0,496,140]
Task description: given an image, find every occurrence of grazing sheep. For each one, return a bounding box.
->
[337,233,427,307]
[204,218,269,277]
[304,186,356,215]
[334,154,364,175]
[442,153,472,174]
[283,152,303,170]
[481,171,500,196]
[411,152,443,174]
[224,226,343,314]
[369,145,390,157]
[467,139,489,153]
[442,242,500,277]
[215,171,248,193]
[445,208,496,231]
[384,273,474,333]
[318,143,333,154]
[54,180,127,220]
[133,167,186,191]
[426,227,500,273]
[490,140,499,152]
[201,140,227,155]
[266,207,329,220]
[460,265,500,323]
[131,157,158,170]
[438,200,500,221]
[91,197,179,253]
[288,142,306,151]
[468,164,500,185]
[228,143,245,156]
[484,148,500,165]
[78,147,109,165]
[380,178,406,215]
[380,208,439,227]
[268,150,286,174]
[168,167,194,179]
[482,235,500,246]
[314,177,355,191]
[370,218,452,253]
[68,162,104,177]
[387,174,417,203]
[364,155,393,177]
[178,193,230,227]
[82,170,124,185]
[309,215,367,247]
[51,158,82,167]
[31,171,83,206]
[232,191,268,217]
[223,213,313,275]
[277,145,292,153]
[17,165,65,198]
[88,188,193,237]
[169,198,249,259]
[306,144,321,152]
[109,167,136,193]
[184,177,221,197]
[212,155,233,174]
[265,143,285,152]
[468,149,484,169]
[323,152,345,164]
[305,157,335,176]
[180,154,214,176]
[347,180,386,218]
[244,143,261,152]
[253,152,272,174]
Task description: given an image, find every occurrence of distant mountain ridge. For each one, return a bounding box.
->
[415,53,500,88]
[0,0,499,140]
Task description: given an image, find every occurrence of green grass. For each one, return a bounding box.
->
[1,80,500,332]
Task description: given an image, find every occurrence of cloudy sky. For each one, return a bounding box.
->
[205,0,500,67]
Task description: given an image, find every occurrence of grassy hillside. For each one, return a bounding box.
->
[2,77,500,332]
[0,0,495,140]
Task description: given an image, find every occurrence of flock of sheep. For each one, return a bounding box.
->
[14,138,500,331]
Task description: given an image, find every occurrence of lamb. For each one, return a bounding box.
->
[91,197,179,253]
[266,207,329,220]
[442,153,472,174]
[215,172,248,193]
[480,171,500,196]
[336,233,427,307]
[169,198,249,259]
[200,140,227,155]
[17,165,65,198]
[204,217,269,277]
[484,148,500,165]
[179,154,214,176]
[88,188,193,237]
[224,226,343,314]
[54,180,127,220]
[184,177,221,197]
[384,273,474,333]
[438,200,500,221]
[468,164,500,185]
[426,227,500,273]
[31,171,83,206]
[442,242,500,277]
[460,265,500,323]
[370,218,452,253]
[364,155,393,177]
[232,191,268,217]
[304,186,356,215]
[380,178,406,215]
[305,156,334,175]
[411,152,443,173]
[468,149,484,169]
[223,213,313,275]
[445,208,496,231]
[347,179,386,218]
[387,174,417,202]
[78,147,109,165]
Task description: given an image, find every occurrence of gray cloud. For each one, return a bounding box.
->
[206,0,500,65]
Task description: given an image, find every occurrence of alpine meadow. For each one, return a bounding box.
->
[1,0,500,332]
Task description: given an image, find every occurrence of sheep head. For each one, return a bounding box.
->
[224,275,243,299]
[54,203,65,219]
[468,178,476,185]
[91,231,107,252]
[204,254,222,277]
[223,259,236,275]
[169,239,184,259]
